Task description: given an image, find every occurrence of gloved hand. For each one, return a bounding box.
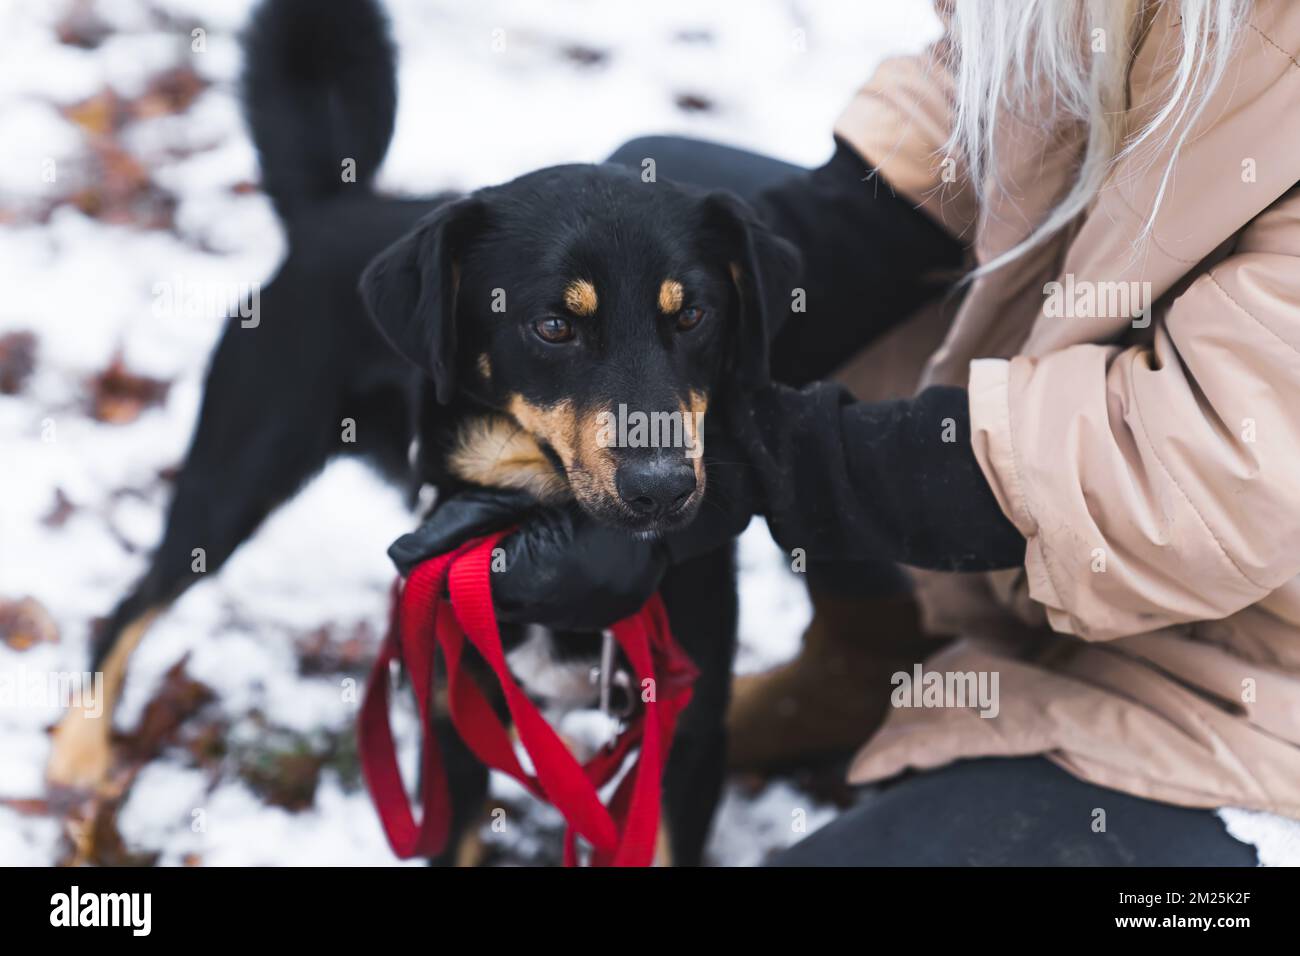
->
[389,472,759,631]
[389,488,666,631]
[724,380,1025,571]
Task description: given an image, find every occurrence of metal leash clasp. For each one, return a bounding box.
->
[590,630,636,734]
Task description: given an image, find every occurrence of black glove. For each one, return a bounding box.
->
[727,381,1025,571]
[753,137,964,386]
[389,488,666,631]
[389,470,757,631]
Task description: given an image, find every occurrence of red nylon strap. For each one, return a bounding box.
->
[358,532,698,866]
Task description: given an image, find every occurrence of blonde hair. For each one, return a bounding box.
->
[945,0,1250,274]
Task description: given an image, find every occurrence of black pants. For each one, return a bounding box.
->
[770,757,1255,866]
[607,135,1256,867]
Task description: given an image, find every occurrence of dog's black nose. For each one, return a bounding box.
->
[616,459,697,518]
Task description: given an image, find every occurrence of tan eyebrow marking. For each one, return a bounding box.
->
[563,279,598,316]
[658,278,684,314]
[476,353,492,380]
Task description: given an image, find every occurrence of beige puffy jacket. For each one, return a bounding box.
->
[833,0,1300,815]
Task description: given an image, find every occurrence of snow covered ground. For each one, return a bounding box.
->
[2,0,1287,868]
[0,0,943,867]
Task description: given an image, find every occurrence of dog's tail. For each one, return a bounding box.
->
[242,0,397,219]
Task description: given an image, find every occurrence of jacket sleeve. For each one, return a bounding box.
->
[970,187,1300,640]
[755,140,964,387]
[833,34,977,243]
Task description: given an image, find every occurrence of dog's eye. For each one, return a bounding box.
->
[533,316,575,343]
[676,306,706,332]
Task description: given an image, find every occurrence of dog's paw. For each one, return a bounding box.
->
[46,705,113,790]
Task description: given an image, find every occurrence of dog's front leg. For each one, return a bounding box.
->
[658,544,739,866]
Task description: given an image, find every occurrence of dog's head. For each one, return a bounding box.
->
[360,163,799,535]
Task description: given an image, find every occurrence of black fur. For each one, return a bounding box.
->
[241,0,398,218]
[96,0,800,865]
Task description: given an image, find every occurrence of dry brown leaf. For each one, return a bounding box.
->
[41,488,77,529]
[118,656,216,765]
[0,597,59,651]
[68,140,176,229]
[130,65,208,120]
[61,88,126,137]
[673,92,715,113]
[560,44,608,67]
[0,331,37,395]
[50,657,217,866]
[61,790,159,867]
[0,797,53,816]
[239,748,326,812]
[56,0,112,50]
[87,351,170,424]
[295,620,377,676]
[54,72,200,229]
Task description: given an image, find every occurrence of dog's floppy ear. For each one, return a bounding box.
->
[703,191,802,389]
[359,197,485,404]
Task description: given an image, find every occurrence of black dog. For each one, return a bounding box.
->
[49,0,798,866]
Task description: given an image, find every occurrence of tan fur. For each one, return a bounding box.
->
[506,395,577,467]
[562,279,598,317]
[448,415,571,502]
[455,815,489,867]
[658,278,684,314]
[682,389,708,486]
[476,353,492,381]
[47,608,160,789]
[655,820,674,867]
[728,261,746,313]
[506,395,622,514]
[573,404,620,503]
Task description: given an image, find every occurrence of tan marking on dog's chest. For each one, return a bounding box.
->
[447,414,571,502]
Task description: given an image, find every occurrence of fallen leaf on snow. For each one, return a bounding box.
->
[51,658,218,866]
[61,88,128,138]
[118,656,216,765]
[0,797,53,816]
[55,0,113,50]
[61,790,160,867]
[0,597,60,651]
[231,724,329,812]
[295,620,377,676]
[41,488,77,529]
[131,66,209,120]
[673,92,715,112]
[560,44,608,67]
[68,140,177,229]
[86,351,171,424]
[0,331,37,395]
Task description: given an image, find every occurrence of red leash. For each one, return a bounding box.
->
[358,532,698,866]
